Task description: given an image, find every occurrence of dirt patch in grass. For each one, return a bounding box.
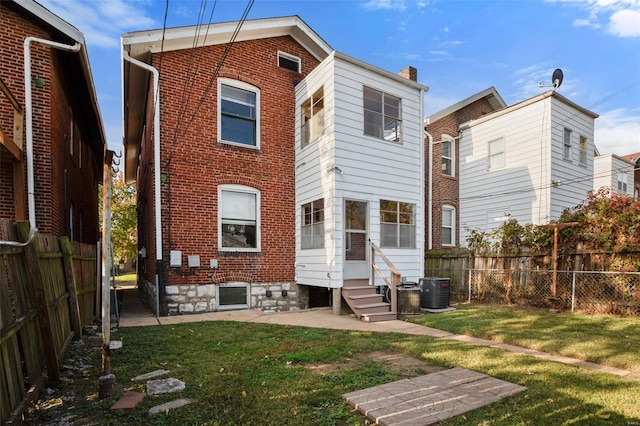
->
[307,351,443,379]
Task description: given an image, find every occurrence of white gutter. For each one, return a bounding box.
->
[419,89,426,272]
[425,126,433,250]
[122,51,161,262]
[24,37,81,231]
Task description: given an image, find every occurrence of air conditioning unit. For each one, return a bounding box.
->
[419,277,450,310]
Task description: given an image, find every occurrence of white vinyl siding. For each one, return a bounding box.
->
[460,94,595,244]
[488,138,505,170]
[593,154,634,196]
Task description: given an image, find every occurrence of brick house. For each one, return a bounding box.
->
[122,16,427,319]
[424,87,506,249]
[0,0,105,243]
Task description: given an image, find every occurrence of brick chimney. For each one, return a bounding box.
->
[399,66,417,82]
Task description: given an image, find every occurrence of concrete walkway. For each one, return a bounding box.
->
[116,286,640,382]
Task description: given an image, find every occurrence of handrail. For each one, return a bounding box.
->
[370,241,401,314]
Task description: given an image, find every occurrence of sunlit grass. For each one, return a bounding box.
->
[408,303,640,373]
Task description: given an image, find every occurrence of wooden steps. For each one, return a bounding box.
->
[342,279,396,322]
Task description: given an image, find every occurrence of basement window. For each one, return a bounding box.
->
[278,51,301,73]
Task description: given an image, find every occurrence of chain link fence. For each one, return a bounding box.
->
[425,268,640,316]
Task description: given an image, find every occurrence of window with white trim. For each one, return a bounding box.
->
[301,87,324,148]
[216,281,250,310]
[442,138,454,176]
[218,79,260,148]
[363,86,401,143]
[278,51,301,73]
[380,200,415,248]
[563,128,572,161]
[579,135,587,165]
[442,205,455,247]
[219,185,260,251]
[488,138,505,170]
[617,173,628,193]
[301,199,324,249]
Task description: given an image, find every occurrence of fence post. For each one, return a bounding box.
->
[571,271,576,312]
[16,222,59,385]
[467,269,472,303]
[60,237,82,339]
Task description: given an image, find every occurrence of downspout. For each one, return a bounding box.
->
[122,50,162,317]
[24,37,81,232]
[425,124,434,251]
[419,89,425,276]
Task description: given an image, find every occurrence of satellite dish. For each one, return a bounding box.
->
[538,68,564,91]
[552,69,563,89]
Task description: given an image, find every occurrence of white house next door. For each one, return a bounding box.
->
[344,200,368,279]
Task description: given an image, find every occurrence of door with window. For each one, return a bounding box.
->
[344,200,368,279]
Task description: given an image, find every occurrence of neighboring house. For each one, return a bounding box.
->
[424,87,506,249]
[593,153,635,196]
[0,0,105,243]
[457,91,598,244]
[621,152,640,199]
[122,16,427,319]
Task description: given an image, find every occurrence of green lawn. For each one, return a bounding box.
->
[27,318,640,425]
[407,303,640,373]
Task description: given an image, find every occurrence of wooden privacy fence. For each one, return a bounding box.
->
[0,220,99,425]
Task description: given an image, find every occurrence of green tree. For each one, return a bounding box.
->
[110,171,137,263]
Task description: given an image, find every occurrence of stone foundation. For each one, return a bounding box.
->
[139,279,309,315]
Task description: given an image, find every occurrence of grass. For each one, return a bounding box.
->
[114,272,136,283]
[26,317,640,425]
[407,303,640,373]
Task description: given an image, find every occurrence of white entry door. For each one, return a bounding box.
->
[344,200,368,279]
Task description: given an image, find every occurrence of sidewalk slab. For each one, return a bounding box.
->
[110,391,145,410]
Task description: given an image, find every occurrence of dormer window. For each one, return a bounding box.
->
[278,51,301,73]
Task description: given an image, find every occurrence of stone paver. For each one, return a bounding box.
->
[134,369,171,382]
[344,368,527,426]
[146,378,186,396]
[149,398,192,415]
[110,391,145,410]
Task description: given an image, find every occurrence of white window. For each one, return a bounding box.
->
[278,51,301,73]
[488,138,505,170]
[442,138,454,176]
[301,87,324,148]
[618,173,628,193]
[218,79,260,148]
[218,185,260,251]
[301,199,324,249]
[216,281,250,310]
[380,200,415,248]
[563,128,572,161]
[442,205,455,246]
[363,86,401,143]
[579,135,587,165]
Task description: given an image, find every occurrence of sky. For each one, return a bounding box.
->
[38,0,640,156]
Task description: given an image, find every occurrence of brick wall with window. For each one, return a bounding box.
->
[425,97,495,249]
[142,36,321,291]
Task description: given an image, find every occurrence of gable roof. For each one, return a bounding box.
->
[426,86,506,124]
[121,16,333,183]
[11,0,106,161]
[622,152,640,164]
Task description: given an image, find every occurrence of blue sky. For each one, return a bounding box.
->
[39,0,640,156]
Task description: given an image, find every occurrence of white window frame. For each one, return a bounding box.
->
[488,138,505,170]
[217,78,260,149]
[563,128,572,161]
[363,86,402,143]
[216,281,250,310]
[277,51,301,73]
[380,200,416,249]
[617,173,628,193]
[578,135,587,166]
[301,199,324,250]
[441,136,455,176]
[442,205,455,247]
[218,184,261,252]
[301,87,324,149]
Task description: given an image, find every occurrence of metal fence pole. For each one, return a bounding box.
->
[571,271,576,312]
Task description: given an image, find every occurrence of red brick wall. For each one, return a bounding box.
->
[136,35,320,288]
[0,3,100,243]
[426,97,496,249]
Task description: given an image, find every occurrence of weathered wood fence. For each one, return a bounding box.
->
[0,220,99,425]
